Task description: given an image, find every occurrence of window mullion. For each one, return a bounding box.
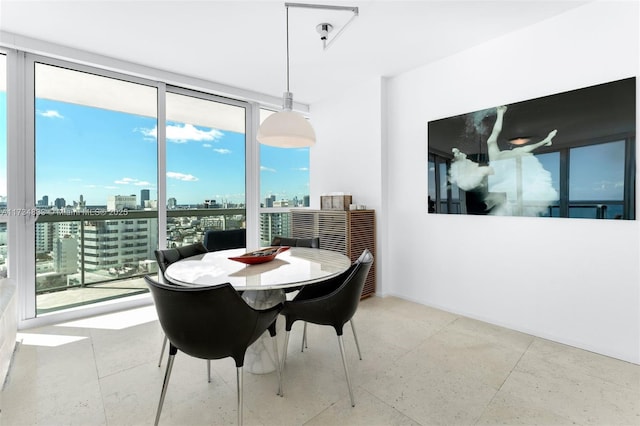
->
[157,83,167,249]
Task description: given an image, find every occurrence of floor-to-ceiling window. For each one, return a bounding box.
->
[164,89,247,248]
[34,62,158,314]
[258,108,310,245]
[3,50,309,324]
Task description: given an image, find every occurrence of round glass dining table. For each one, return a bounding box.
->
[164,247,351,373]
[164,247,351,290]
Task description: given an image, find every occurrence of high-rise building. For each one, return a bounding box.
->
[37,195,49,207]
[167,197,177,209]
[54,198,66,209]
[107,195,137,211]
[73,194,86,210]
[204,199,221,208]
[35,222,55,254]
[82,218,158,272]
[259,212,290,246]
[140,189,150,209]
[53,235,78,275]
[56,222,80,239]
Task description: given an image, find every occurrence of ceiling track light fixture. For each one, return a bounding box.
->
[256,2,359,148]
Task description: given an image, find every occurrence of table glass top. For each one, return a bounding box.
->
[164,247,351,290]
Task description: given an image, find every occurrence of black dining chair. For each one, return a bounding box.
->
[144,275,282,426]
[270,235,320,248]
[203,228,246,252]
[270,236,321,344]
[154,242,208,371]
[278,249,373,406]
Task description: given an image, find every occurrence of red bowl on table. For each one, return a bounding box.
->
[228,246,290,265]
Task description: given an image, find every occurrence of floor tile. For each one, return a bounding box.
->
[1,296,639,426]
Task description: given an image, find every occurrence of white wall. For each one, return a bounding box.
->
[312,1,640,363]
[310,76,384,212]
[310,77,386,293]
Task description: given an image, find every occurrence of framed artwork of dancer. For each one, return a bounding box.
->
[427,77,636,220]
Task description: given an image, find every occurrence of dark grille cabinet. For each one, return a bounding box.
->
[291,209,376,298]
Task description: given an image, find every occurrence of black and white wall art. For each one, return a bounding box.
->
[427,77,636,219]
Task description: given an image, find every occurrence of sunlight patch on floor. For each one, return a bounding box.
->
[55,305,158,330]
[17,333,87,347]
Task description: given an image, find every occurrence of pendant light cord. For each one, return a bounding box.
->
[286,5,290,93]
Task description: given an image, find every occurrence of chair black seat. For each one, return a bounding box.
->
[145,275,282,425]
[279,249,373,406]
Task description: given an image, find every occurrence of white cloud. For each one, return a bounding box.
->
[114,177,138,185]
[114,177,152,186]
[167,171,199,182]
[38,110,64,119]
[138,124,223,144]
[292,167,309,171]
[261,166,277,173]
[213,148,231,154]
[138,127,156,138]
[203,143,212,148]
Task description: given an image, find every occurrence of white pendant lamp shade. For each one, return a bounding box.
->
[257,109,316,148]
[257,4,319,148]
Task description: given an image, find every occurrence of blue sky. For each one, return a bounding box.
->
[30,98,309,207]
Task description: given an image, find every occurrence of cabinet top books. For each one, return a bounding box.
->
[320,195,352,211]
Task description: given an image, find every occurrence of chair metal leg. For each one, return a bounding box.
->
[337,335,356,407]
[350,319,363,360]
[271,335,282,396]
[207,360,211,383]
[280,330,291,397]
[236,366,243,426]
[281,330,291,367]
[154,352,175,426]
[301,322,308,352]
[158,335,167,367]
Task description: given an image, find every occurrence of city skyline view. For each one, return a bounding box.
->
[21,97,310,208]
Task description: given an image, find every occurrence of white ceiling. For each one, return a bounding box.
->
[0,0,589,105]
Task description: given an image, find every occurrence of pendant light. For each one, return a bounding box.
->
[257,4,316,148]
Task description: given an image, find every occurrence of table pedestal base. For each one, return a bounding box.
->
[242,289,285,374]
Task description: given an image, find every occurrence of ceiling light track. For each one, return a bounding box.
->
[257,2,359,148]
[285,2,359,50]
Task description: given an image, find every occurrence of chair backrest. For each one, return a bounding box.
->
[271,236,320,248]
[290,249,373,335]
[144,275,280,366]
[154,242,207,275]
[329,249,373,320]
[203,229,246,252]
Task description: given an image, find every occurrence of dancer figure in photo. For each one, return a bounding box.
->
[485,105,558,216]
[448,105,559,216]
[487,105,557,161]
[449,147,494,192]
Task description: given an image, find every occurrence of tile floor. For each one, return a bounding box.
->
[1,296,639,426]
